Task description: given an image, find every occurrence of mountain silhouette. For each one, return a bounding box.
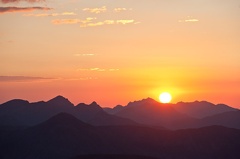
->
[47,95,74,107]
[174,101,238,118]
[104,98,240,129]
[0,96,137,127]
[0,96,239,129]
[113,98,197,129]
[103,105,124,114]
[1,113,240,159]
[198,110,240,128]
[38,112,91,128]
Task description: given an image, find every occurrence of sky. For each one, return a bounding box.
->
[0,0,240,108]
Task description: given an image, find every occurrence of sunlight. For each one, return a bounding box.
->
[159,92,172,103]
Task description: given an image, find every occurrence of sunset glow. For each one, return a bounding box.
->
[0,0,240,108]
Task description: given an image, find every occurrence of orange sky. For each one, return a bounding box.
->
[0,0,240,108]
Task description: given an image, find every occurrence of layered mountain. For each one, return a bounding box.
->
[113,98,197,129]
[0,96,137,126]
[198,110,240,128]
[107,98,240,129]
[1,96,239,129]
[1,113,240,159]
[174,101,238,118]
[103,105,124,114]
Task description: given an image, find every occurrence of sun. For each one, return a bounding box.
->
[159,92,172,103]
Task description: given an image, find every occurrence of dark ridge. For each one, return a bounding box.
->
[38,112,91,128]
[0,99,29,107]
[75,101,102,110]
[72,154,160,159]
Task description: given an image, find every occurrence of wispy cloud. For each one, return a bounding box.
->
[0,0,44,3]
[24,12,76,17]
[52,17,95,25]
[52,17,138,27]
[83,6,106,14]
[0,76,55,82]
[114,8,127,12]
[0,7,51,14]
[114,8,132,12]
[81,21,104,27]
[80,19,138,27]
[108,69,120,71]
[74,53,95,56]
[77,68,119,72]
[178,16,199,23]
[116,20,135,24]
[52,19,81,24]
[65,77,98,81]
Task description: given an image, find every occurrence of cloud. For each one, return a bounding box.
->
[0,0,44,3]
[52,19,81,24]
[0,76,55,82]
[52,17,94,25]
[74,53,95,56]
[83,6,106,14]
[0,7,51,14]
[114,8,127,12]
[104,20,115,24]
[77,68,119,72]
[80,19,138,27]
[62,12,76,16]
[52,17,138,27]
[108,69,120,71]
[116,20,135,24]
[178,19,199,23]
[82,21,105,27]
[24,12,76,17]
[178,17,199,23]
[114,8,132,12]
[184,19,199,22]
[64,77,97,81]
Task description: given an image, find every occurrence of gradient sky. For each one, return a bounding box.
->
[1,0,240,108]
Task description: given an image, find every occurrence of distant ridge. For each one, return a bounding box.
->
[174,100,238,118]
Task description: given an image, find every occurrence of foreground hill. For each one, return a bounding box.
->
[0,113,240,159]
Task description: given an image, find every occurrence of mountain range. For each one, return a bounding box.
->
[0,96,239,129]
[1,96,240,159]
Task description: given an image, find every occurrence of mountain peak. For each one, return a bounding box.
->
[127,97,158,107]
[47,95,74,107]
[90,101,99,106]
[75,101,102,112]
[50,95,67,101]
